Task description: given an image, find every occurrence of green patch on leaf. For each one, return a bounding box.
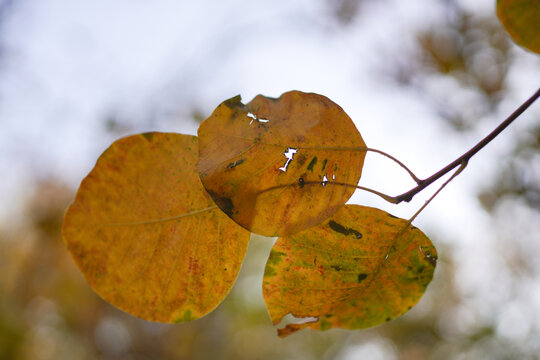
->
[263,205,437,337]
[267,250,286,266]
[264,266,277,277]
[319,318,332,331]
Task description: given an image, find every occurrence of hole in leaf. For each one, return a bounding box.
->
[332,174,336,180]
[278,313,319,327]
[247,112,256,125]
[247,111,270,125]
[279,148,298,172]
[322,174,329,187]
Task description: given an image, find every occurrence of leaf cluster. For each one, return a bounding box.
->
[62,1,539,337]
[63,91,437,337]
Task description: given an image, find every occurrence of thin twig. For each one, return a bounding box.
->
[394,87,540,204]
[407,160,468,224]
[382,161,468,261]
[365,147,422,183]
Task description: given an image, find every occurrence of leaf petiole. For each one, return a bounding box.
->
[406,160,468,225]
[365,147,422,184]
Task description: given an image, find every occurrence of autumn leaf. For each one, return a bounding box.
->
[263,205,437,337]
[198,90,367,237]
[62,133,250,323]
[497,0,540,54]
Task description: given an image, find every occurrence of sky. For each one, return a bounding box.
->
[1,0,540,356]
[2,0,529,222]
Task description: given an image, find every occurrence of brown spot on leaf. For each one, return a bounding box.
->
[208,191,235,217]
[223,95,243,108]
[142,132,154,141]
[295,153,308,166]
[321,159,328,171]
[328,220,362,239]
[307,157,318,171]
[227,159,244,169]
[424,252,437,267]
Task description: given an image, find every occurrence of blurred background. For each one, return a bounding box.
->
[1,0,540,359]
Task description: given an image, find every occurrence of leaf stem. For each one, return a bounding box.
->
[365,147,422,183]
[407,160,468,224]
[381,161,468,262]
[322,181,398,203]
[394,87,540,204]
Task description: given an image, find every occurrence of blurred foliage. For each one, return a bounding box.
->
[417,10,510,98]
[0,180,450,359]
[389,0,513,131]
[325,0,363,26]
[479,124,540,213]
[1,177,539,359]
[478,120,540,281]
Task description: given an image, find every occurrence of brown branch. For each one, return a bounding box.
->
[394,87,540,204]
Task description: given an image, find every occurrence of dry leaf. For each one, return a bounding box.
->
[198,91,366,236]
[263,205,437,337]
[63,133,250,323]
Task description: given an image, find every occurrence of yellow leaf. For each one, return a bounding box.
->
[62,133,250,323]
[263,205,437,337]
[198,91,366,237]
[497,0,540,54]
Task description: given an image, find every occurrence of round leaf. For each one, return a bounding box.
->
[263,205,437,337]
[198,90,367,237]
[497,0,540,54]
[62,133,250,323]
